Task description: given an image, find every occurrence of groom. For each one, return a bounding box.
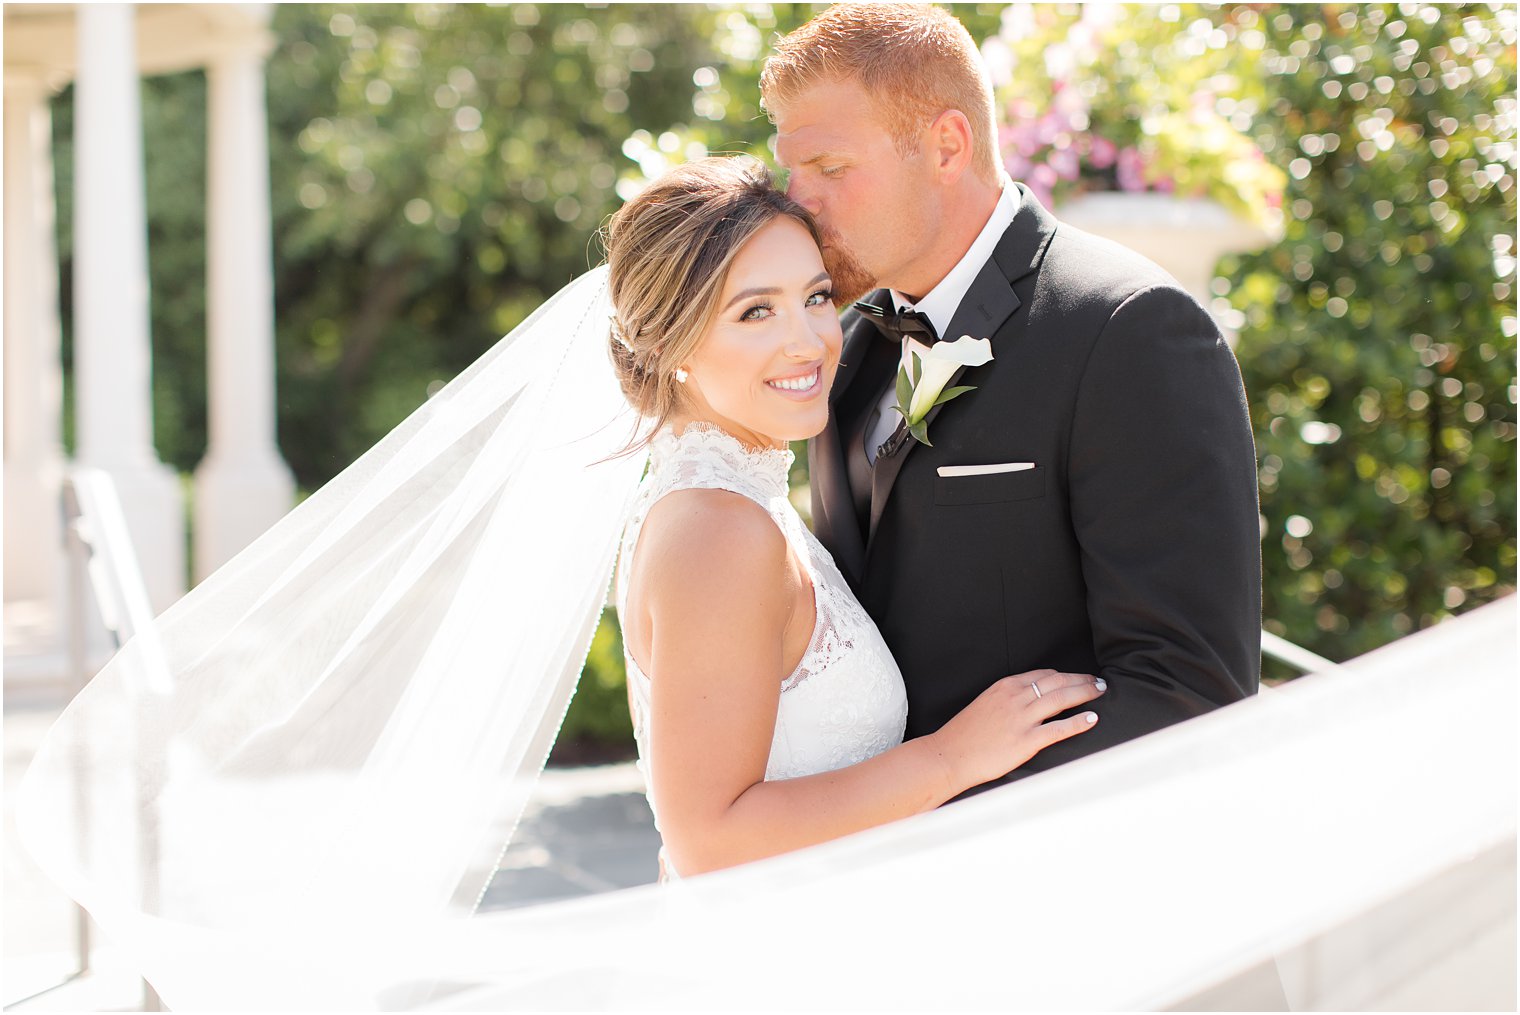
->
[762,4,1262,792]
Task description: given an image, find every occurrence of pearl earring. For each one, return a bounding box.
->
[673,368,689,384]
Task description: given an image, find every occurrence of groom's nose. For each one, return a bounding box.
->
[785,176,823,218]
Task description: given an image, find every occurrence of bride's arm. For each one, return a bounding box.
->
[636,491,1102,876]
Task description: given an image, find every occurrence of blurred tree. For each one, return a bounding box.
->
[264,4,745,485]
[50,71,211,472]
[1225,3,1516,674]
[549,609,636,764]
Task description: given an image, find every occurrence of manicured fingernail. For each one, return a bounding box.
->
[1095,678,1107,692]
[1086,712,1098,724]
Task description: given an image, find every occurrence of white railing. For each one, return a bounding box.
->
[1262,629,1339,675]
[49,469,163,1013]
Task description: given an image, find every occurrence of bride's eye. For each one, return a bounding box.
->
[739,301,775,322]
[806,288,833,307]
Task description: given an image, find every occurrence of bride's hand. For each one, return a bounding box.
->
[928,670,1105,792]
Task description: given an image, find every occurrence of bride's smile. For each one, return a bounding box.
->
[672,214,843,449]
[764,363,822,395]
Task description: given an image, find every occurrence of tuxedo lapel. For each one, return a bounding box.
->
[866,193,1055,548]
[812,301,895,584]
[831,296,891,400]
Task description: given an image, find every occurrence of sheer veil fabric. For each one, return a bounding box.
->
[397,599,1517,1011]
[17,266,651,1010]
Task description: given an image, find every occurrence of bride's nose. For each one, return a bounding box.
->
[783,316,828,358]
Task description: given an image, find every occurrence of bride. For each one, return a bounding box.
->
[19,155,1100,1007]
[603,156,1102,877]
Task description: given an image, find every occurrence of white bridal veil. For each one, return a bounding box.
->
[17,266,653,1009]
[17,262,1517,1009]
[409,598,1515,1012]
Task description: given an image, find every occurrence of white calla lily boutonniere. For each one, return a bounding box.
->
[892,335,995,448]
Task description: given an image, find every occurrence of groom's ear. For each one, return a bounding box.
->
[925,109,975,183]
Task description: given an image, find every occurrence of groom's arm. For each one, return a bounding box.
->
[1061,283,1261,748]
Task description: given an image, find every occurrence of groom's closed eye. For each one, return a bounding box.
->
[796,152,849,174]
[808,159,847,178]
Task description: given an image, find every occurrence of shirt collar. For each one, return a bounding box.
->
[891,179,1020,339]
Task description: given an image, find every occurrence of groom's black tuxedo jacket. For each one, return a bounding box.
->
[810,186,1261,792]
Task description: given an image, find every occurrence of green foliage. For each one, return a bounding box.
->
[142,73,212,472]
[556,610,635,757]
[1225,3,1517,672]
[50,72,211,471]
[264,4,729,487]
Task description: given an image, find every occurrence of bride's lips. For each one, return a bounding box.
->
[764,363,824,400]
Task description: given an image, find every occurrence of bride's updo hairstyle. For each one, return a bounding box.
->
[603,156,822,446]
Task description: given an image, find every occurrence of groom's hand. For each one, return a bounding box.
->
[927,669,1106,793]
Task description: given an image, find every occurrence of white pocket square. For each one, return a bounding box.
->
[936,462,1036,478]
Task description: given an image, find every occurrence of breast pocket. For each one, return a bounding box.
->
[934,466,1046,506]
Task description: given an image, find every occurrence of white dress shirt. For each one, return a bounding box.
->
[864,180,1021,463]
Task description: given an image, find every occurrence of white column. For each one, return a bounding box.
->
[3,72,66,610]
[1056,193,1281,347]
[192,35,294,581]
[74,3,185,611]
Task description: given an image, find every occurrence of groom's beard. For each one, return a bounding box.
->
[821,235,877,307]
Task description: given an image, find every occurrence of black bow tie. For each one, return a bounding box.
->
[853,299,939,346]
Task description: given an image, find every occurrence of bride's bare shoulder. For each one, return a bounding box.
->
[624,489,792,667]
[637,488,787,593]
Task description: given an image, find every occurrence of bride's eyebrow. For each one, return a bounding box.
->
[721,272,831,312]
[722,286,780,311]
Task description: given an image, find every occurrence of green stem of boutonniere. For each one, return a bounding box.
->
[890,336,994,448]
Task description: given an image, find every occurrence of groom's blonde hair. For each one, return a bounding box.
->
[760,3,1001,185]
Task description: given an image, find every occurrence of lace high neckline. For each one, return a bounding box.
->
[649,423,794,500]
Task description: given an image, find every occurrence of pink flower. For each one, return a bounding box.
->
[1088,135,1118,170]
[1036,110,1068,146]
[1003,121,1045,158]
[1003,151,1033,180]
[1052,80,1090,120]
[1047,146,1081,181]
[1030,161,1060,192]
[1116,146,1147,191]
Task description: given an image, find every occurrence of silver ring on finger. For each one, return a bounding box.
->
[1030,680,1043,699]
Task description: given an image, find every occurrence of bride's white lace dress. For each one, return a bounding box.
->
[615,424,909,878]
